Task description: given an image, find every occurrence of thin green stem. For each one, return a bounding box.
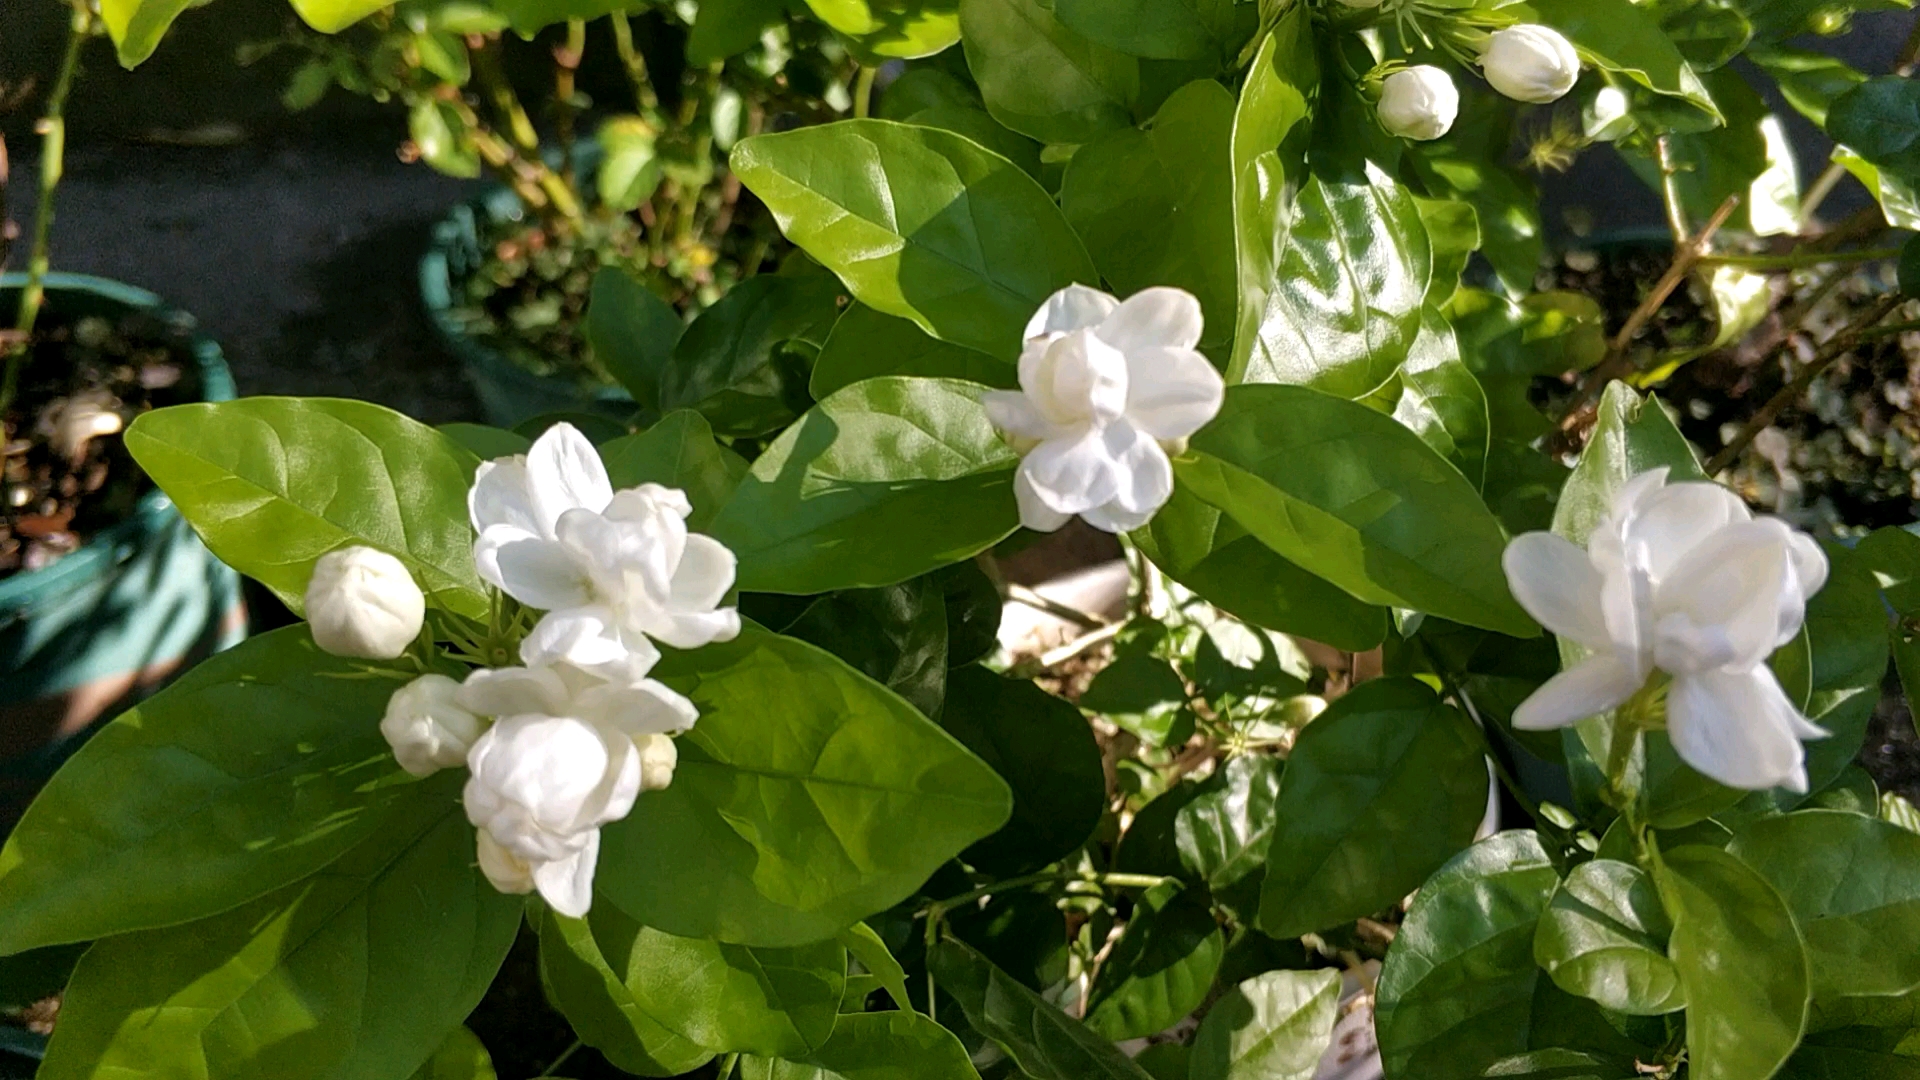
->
[1797,161,1851,231]
[610,13,660,114]
[918,871,1172,922]
[473,38,540,153]
[4,0,90,421]
[1699,246,1901,271]
[716,1052,740,1079]
[554,19,587,183]
[1655,136,1691,248]
[853,66,877,119]
[535,1038,584,1078]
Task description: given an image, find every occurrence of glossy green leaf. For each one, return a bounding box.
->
[1731,810,1920,1002]
[598,410,750,533]
[1751,46,1867,128]
[99,0,201,66]
[1132,487,1388,652]
[126,397,487,617]
[288,0,405,32]
[947,890,1070,992]
[1446,288,1606,445]
[926,938,1155,1080]
[1652,844,1809,1080]
[738,1011,983,1080]
[1393,306,1491,487]
[938,560,1003,667]
[1779,1043,1920,1080]
[1855,526,1920,615]
[958,0,1139,145]
[1135,1043,1190,1079]
[537,905,712,1076]
[898,103,1046,179]
[1052,0,1254,62]
[410,1026,495,1080]
[1176,754,1284,920]
[1478,1048,1641,1079]
[1085,883,1223,1039]
[1189,969,1342,1080]
[688,0,789,63]
[1258,678,1489,938]
[0,627,422,956]
[616,916,847,1057]
[659,271,843,438]
[732,120,1095,359]
[1623,69,1800,238]
[1240,166,1433,399]
[1179,384,1536,637]
[1375,831,1559,1080]
[39,792,520,1080]
[810,304,1008,400]
[1533,859,1685,1016]
[1079,626,1191,747]
[1229,14,1319,382]
[597,624,1012,946]
[838,922,913,1013]
[783,577,949,718]
[587,268,682,412]
[939,666,1106,876]
[1837,146,1920,230]
[1061,79,1238,364]
[598,115,663,211]
[710,378,1020,595]
[801,0,960,60]
[1792,541,1890,800]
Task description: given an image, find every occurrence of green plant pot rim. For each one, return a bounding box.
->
[0,272,236,610]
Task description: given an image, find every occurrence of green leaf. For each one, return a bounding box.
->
[1375,831,1559,1080]
[1051,0,1254,62]
[938,560,1003,667]
[1131,487,1388,653]
[125,397,487,617]
[1750,46,1867,128]
[1503,0,1719,121]
[599,115,663,212]
[1651,844,1810,1080]
[1085,882,1223,1039]
[1229,13,1319,382]
[0,627,423,957]
[99,0,200,66]
[939,666,1106,876]
[587,267,683,411]
[1744,0,1911,43]
[1135,1043,1191,1079]
[1176,754,1284,921]
[598,410,750,533]
[39,789,521,1080]
[689,0,789,63]
[537,905,712,1076]
[1837,146,1920,230]
[732,120,1096,359]
[1831,76,1920,187]
[1403,95,1543,297]
[709,378,1020,595]
[1079,625,1191,747]
[596,624,1012,946]
[487,0,644,34]
[1061,80,1237,365]
[947,890,1070,992]
[800,0,961,61]
[738,1011,984,1080]
[1533,859,1686,1016]
[1188,969,1342,1080]
[1392,306,1491,488]
[926,937,1155,1080]
[1257,678,1490,938]
[1623,69,1801,238]
[287,0,401,32]
[1730,810,1920,1002]
[617,916,847,1057]
[1779,1043,1920,1080]
[1478,1048,1641,1079]
[810,304,1008,400]
[784,577,950,718]
[410,98,482,178]
[1792,542,1890,799]
[438,423,532,460]
[957,0,1140,145]
[410,1026,495,1080]
[1179,384,1536,637]
[838,922,914,1012]
[659,271,844,438]
[1446,288,1606,446]
[899,103,1046,179]
[1239,166,1434,399]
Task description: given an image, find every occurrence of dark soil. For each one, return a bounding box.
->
[0,304,202,577]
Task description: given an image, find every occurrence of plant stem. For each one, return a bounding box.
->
[610,13,660,114]
[716,1052,740,1079]
[919,871,1172,922]
[1703,291,1905,474]
[1006,583,1108,630]
[1655,136,1691,246]
[4,0,90,422]
[1698,246,1901,271]
[1797,161,1851,232]
[536,1038,584,1078]
[473,37,541,154]
[853,66,877,119]
[554,19,587,183]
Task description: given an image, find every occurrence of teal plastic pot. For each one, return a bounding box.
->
[0,273,246,829]
[420,187,634,429]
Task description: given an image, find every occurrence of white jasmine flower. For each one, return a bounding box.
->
[636,732,678,792]
[1481,24,1581,104]
[457,661,699,741]
[983,285,1224,534]
[1502,468,1830,793]
[1378,66,1460,141]
[305,546,425,660]
[463,713,640,917]
[380,674,486,777]
[470,423,741,678]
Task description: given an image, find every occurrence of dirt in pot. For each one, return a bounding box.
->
[0,307,204,578]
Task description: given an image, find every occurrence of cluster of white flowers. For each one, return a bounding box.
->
[1374,24,1582,142]
[307,423,739,917]
[984,285,1225,535]
[1502,468,1831,793]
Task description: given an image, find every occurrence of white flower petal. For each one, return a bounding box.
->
[1651,519,1795,672]
[457,665,571,719]
[577,678,701,737]
[1030,330,1129,427]
[1021,428,1120,516]
[489,535,596,611]
[1785,530,1830,643]
[526,422,613,530]
[1080,424,1171,533]
[532,830,600,918]
[1626,481,1751,582]
[1667,666,1814,793]
[1013,470,1074,533]
[521,608,661,677]
[469,457,541,536]
[983,390,1065,444]
[1124,346,1224,440]
[1096,287,1205,353]
[1502,532,1612,649]
[1025,284,1118,341]
[475,831,535,896]
[1511,654,1643,730]
[670,534,739,614]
